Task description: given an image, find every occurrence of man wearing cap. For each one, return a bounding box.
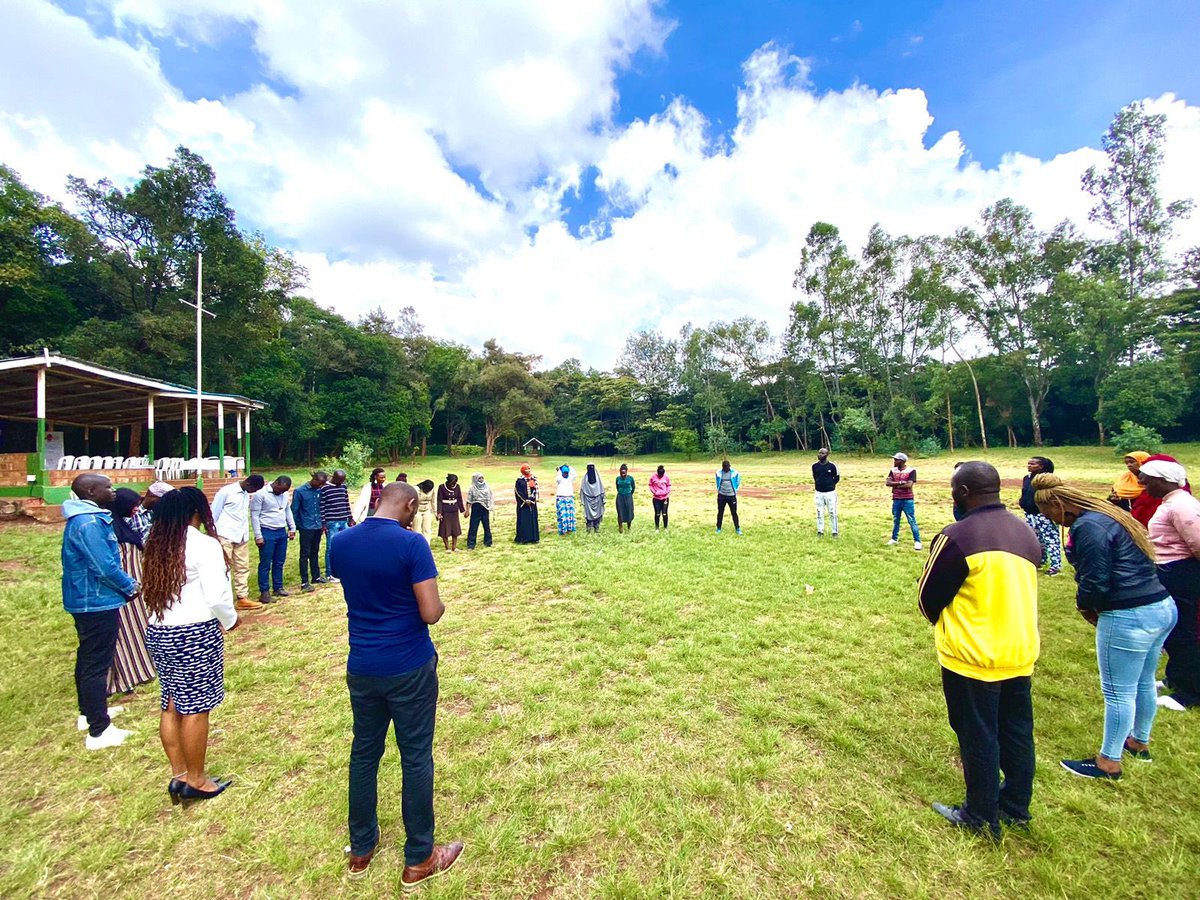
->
[1139,458,1200,711]
[212,473,266,611]
[812,448,840,537]
[887,452,922,550]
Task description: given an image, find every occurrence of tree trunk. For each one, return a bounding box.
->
[128,422,143,457]
[421,435,427,457]
[1007,425,1017,448]
[1026,389,1043,447]
[946,394,955,452]
[484,420,499,456]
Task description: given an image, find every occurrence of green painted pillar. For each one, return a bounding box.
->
[147,395,156,464]
[217,402,227,477]
[244,410,252,474]
[36,367,46,494]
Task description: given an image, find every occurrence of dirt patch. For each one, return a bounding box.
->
[738,487,776,499]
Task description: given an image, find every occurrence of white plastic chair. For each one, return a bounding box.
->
[74,455,92,469]
[57,455,76,471]
[111,456,124,469]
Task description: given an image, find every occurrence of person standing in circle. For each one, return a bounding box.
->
[465,473,494,549]
[436,474,465,552]
[141,486,239,805]
[649,465,671,530]
[515,465,540,544]
[107,488,157,696]
[580,464,606,532]
[887,452,921,550]
[554,465,577,536]
[1020,457,1062,576]
[715,460,741,535]
[812,448,840,538]
[615,464,635,533]
[414,480,436,542]
[353,468,388,522]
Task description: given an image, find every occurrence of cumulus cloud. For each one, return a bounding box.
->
[1,4,1199,370]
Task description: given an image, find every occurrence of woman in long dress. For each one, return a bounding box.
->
[108,488,157,695]
[515,465,540,544]
[436,473,465,552]
[580,464,606,532]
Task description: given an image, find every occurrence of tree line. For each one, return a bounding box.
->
[1,104,1197,462]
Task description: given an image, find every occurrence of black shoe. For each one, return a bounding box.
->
[301,583,315,593]
[180,778,233,805]
[999,812,1032,829]
[273,588,290,598]
[168,777,186,806]
[314,576,330,584]
[1061,757,1121,780]
[931,802,1000,839]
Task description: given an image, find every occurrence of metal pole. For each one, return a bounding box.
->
[147,395,155,463]
[195,253,203,490]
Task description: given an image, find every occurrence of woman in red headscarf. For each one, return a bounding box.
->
[514,464,540,544]
[1131,454,1192,527]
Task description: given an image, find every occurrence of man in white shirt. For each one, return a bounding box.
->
[250,476,297,604]
[211,474,265,611]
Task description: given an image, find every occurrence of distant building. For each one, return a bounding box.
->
[522,437,545,456]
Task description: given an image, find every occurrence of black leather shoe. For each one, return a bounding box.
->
[999,812,1032,829]
[180,779,233,805]
[168,778,185,806]
[931,802,1000,840]
[272,589,290,598]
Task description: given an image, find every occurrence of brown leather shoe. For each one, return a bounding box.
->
[347,843,379,877]
[401,842,463,892]
[235,597,263,611]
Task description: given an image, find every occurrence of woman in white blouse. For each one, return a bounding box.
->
[141,487,239,805]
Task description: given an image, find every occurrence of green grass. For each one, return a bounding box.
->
[2,446,1199,898]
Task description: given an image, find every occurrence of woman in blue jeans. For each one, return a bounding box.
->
[1034,473,1177,780]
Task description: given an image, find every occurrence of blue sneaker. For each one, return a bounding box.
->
[1060,757,1121,780]
[736,528,743,535]
[715,528,722,534]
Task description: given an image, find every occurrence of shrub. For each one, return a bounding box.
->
[449,444,485,457]
[614,432,641,457]
[704,424,739,458]
[1111,421,1164,457]
[671,428,701,460]
[916,436,943,457]
[319,440,373,487]
[838,407,877,454]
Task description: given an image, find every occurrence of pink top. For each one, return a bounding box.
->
[1148,489,1200,564]
[649,473,671,500]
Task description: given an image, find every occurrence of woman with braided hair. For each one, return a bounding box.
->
[1033,473,1177,780]
[142,486,239,805]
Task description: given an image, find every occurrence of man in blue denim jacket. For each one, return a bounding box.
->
[62,473,139,750]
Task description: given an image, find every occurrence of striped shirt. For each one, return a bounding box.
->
[320,482,353,523]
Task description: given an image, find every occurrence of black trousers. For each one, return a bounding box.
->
[72,609,121,737]
[298,528,323,584]
[717,494,739,529]
[653,497,669,529]
[941,667,1034,831]
[1158,559,1200,706]
[347,655,439,863]
[467,506,492,549]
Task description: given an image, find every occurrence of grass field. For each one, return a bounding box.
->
[2,446,1198,898]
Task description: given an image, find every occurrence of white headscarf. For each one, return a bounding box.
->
[1139,460,1188,486]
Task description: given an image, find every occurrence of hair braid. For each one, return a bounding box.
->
[142,486,222,615]
[1031,472,1155,559]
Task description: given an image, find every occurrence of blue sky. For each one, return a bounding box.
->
[8,1,1200,366]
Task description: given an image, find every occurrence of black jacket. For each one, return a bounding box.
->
[812,461,840,493]
[1019,474,1039,516]
[1066,511,1168,611]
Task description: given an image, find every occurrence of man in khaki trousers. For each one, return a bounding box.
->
[212,473,265,610]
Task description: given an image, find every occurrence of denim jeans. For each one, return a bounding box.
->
[347,654,439,863]
[941,668,1034,832]
[892,498,920,541]
[297,528,322,584]
[1096,597,1178,759]
[325,519,350,577]
[72,608,121,736]
[257,526,288,593]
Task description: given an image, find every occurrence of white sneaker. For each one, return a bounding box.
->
[84,724,132,750]
[1156,695,1186,712]
[914,542,923,551]
[77,705,124,731]
[1155,680,1166,691]
[887,539,898,545]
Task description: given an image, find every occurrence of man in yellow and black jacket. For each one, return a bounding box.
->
[918,461,1043,839]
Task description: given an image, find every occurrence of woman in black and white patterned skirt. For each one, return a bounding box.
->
[142,487,239,805]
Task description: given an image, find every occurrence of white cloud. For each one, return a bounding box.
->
[1,7,1199,371]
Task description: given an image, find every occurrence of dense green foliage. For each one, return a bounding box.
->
[1,103,1197,461]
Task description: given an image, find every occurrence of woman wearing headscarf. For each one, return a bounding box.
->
[1110,451,1151,513]
[1033,473,1176,780]
[1019,457,1061,575]
[615,464,635,533]
[142,487,238,804]
[436,473,466,551]
[353,468,388,521]
[1131,453,1192,527]
[106,488,157,697]
[649,465,671,530]
[579,464,606,532]
[1139,458,1200,712]
[414,479,436,542]
[554,464,577,536]
[515,465,540,544]
[465,472,495,549]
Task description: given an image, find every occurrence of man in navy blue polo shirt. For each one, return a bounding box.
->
[330,482,464,886]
